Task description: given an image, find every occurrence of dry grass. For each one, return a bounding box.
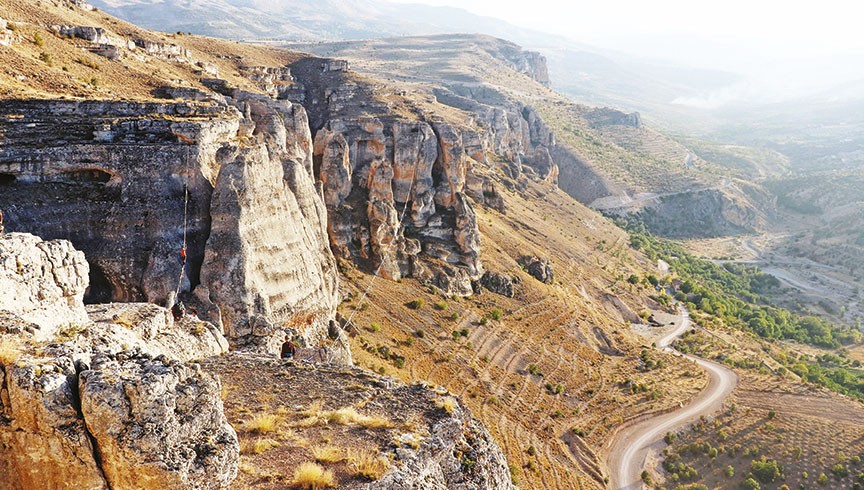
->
[294,403,395,429]
[0,337,23,365]
[291,462,335,489]
[438,397,457,414]
[350,450,391,480]
[311,445,344,464]
[240,438,281,455]
[245,413,280,434]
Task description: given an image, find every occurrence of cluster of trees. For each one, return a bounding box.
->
[624,221,861,348]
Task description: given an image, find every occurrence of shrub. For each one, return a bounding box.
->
[251,438,280,454]
[509,464,520,485]
[489,308,503,321]
[817,473,828,485]
[767,409,777,419]
[434,301,448,311]
[414,329,425,338]
[406,299,425,310]
[291,462,335,489]
[38,52,52,65]
[526,445,536,456]
[641,470,652,485]
[33,32,44,46]
[438,397,456,414]
[368,322,381,332]
[724,465,735,477]
[0,338,23,364]
[322,407,394,429]
[739,477,760,490]
[750,457,781,483]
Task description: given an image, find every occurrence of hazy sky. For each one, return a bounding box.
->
[389,0,864,97]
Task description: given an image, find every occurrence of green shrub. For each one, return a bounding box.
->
[739,477,760,490]
[406,299,425,310]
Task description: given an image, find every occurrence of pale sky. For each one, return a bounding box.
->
[388,0,864,96]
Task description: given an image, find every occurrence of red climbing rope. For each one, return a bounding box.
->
[174,146,191,300]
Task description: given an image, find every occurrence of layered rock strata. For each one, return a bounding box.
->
[0,97,343,354]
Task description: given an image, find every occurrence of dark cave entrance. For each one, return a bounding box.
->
[84,263,114,304]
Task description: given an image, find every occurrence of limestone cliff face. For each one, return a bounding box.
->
[288,57,561,295]
[0,97,341,351]
[312,117,484,294]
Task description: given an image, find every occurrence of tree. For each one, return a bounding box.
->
[739,477,761,490]
[750,457,782,483]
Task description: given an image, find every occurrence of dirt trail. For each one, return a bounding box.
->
[606,307,738,489]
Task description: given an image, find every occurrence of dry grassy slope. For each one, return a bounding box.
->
[339,176,708,489]
[285,34,731,196]
[0,0,304,101]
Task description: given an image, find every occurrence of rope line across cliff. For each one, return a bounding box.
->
[345,165,419,327]
[174,145,192,299]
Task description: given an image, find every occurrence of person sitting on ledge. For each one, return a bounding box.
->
[281,335,297,359]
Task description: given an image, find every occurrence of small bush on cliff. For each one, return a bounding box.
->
[438,397,457,414]
[291,462,335,489]
[406,298,425,309]
[0,338,23,364]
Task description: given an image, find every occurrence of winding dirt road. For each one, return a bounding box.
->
[607,307,738,489]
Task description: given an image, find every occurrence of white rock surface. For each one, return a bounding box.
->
[0,233,90,340]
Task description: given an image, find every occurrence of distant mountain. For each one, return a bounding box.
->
[90,0,741,122]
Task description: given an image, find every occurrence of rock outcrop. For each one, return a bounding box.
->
[80,353,238,490]
[480,271,515,297]
[285,57,489,295]
[0,96,344,354]
[521,256,554,284]
[0,233,238,490]
[0,233,90,340]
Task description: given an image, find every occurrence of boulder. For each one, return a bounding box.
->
[480,271,515,297]
[1,354,108,490]
[0,234,89,340]
[521,256,554,284]
[79,353,238,490]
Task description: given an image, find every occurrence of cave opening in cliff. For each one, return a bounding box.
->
[64,168,113,184]
[0,173,16,185]
[84,263,114,304]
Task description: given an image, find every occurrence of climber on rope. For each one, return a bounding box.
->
[171,300,186,320]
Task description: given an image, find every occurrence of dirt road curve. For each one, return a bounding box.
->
[607,308,738,489]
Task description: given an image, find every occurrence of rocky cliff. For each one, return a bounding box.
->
[277,55,564,295]
[0,233,237,489]
[0,96,344,355]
